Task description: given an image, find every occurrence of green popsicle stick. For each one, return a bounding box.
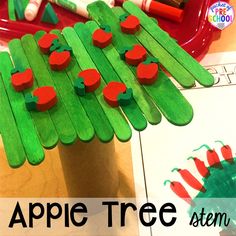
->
[0,52,44,165]
[22,0,29,10]
[8,0,16,21]
[14,0,25,20]
[86,21,161,126]
[87,2,193,126]
[51,30,131,141]
[123,1,214,87]
[8,39,59,149]
[112,7,195,88]
[0,73,26,168]
[62,27,133,141]
[21,34,77,145]
[74,22,148,131]
[34,30,95,142]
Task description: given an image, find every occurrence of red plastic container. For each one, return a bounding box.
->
[0,0,227,59]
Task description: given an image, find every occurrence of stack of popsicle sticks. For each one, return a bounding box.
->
[88,1,214,88]
[122,1,214,87]
[34,30,130,142]
[8,40,59,149]
[0,72,26,167]
[61,27,158,129]
[0,52,44,167]
[87,3,194,125]
[56,28,145,138]
[71,24,160,126]
[50,29,148,132]
[0,1,214,167]
[32,31,97,143]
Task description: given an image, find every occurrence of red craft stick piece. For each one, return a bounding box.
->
[215,140,234,163]
[34,86,57,112]
[38,33,58,54]
[92,28,113,49]
[136,58,159,85]
[103,81,127,107]
[187,157,210,178]
[172,168,206,192]
[49,50,71,71]
[125,44,147,66]
[120,14,140,34]
[78,69,101,93]
[164,180,194,205]
[11,68,34,92]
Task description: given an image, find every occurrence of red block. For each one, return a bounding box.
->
[38,33,58,54]
[11,68,34,92]
[49,50,71,71]
[78,69,101,93]
[125,44,147,66]
[103,81,127,107]
[92,29,113,48]
[136,62,159,85]
[34,86,57,112]
[120,15,140,34]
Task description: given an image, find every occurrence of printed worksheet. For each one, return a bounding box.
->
[131,52,236,236]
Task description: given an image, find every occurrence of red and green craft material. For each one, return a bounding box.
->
[165,141,236,232]
[119,14,140,34]
[25,86,58,112]
[92,25,113,48]
[11,67,34,91]
[74,69,101,96]
[0,1,214,168]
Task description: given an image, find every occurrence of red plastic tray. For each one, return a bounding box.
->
[0,0,226,59]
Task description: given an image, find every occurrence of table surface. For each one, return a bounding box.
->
[0,1,235,198]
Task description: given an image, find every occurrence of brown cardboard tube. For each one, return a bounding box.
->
[58,138,119,198]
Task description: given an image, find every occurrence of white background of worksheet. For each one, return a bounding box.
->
[131,52,236,236]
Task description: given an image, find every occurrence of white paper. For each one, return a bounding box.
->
[131,51,236,236]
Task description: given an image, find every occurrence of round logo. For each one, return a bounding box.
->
[208,1,234,30]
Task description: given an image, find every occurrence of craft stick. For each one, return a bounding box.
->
[8,39,59,149]
[21,34,77,145]
[0,73,26,167]
[51,30,132,141]
[74,23,148,131]
[8,0,16,21]
[35,30,95,142]
[112,7,195,88]
[0,52,45,165]
[123,1,214,87]
[87,1,193,125]
[85,22,162,125]
[62,27,134,141]
[22,0,29,9]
